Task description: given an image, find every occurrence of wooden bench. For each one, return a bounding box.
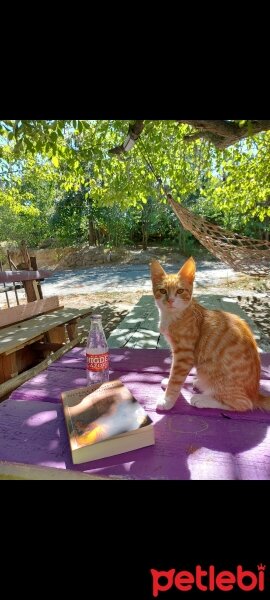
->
[0,271,92,399]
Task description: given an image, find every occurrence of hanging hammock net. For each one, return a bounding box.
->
[167,195,270,276]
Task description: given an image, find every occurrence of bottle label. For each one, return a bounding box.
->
[86,352,109,372]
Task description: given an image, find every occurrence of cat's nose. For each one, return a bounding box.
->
[167,298,174,305]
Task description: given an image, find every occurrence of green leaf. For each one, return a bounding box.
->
[25,139,33,151]
[52,155,59,168]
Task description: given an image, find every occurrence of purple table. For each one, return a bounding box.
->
[1,348,270,479]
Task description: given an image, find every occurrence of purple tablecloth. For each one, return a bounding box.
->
[1,348,270,479]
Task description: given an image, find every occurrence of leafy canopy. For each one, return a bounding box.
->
[0,120,269,240]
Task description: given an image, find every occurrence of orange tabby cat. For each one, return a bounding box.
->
[150,257,270,412]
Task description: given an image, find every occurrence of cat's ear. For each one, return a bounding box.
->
[179,257,196,283]
[150,259,166,283]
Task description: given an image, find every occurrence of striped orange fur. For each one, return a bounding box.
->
[150,257,270,412]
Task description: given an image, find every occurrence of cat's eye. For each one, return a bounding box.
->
[159,288,167,294]
[177,288,184,294]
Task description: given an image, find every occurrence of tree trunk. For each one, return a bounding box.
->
[88,218,97,246]
[142,227,148,250]
[95,228,101,246]
[262,227,270,241]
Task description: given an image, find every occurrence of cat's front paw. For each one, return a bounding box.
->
[156,394,176,411]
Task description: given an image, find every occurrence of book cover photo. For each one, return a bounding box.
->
[61,379,155,464]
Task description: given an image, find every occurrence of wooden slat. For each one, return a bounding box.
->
[30,257,43,299]
[127,329,160,349]
[7,251,17,271]
[66,321,78,341]
[23,279,41,302]
[0,461,111,480]
[0,270,52,283]
[0,297,60,328]
[0,260,10,307]
[1,345,40,381]
[4,334,44,356]
[0,307,92,356]
[121,301,161,349]
[46,325,67,344]
[0,352,18,383]
[108,295,154,348]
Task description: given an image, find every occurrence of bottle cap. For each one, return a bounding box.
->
[91,314,102,319]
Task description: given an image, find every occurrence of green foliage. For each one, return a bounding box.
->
[177,228,201,257]
[0,120,270,252]
[0,153,60,246]
[51,191,88,245]
[199,133,270,223]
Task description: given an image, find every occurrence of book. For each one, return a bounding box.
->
[61,379,155,464]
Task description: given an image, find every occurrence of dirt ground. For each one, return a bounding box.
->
[59,290,144,341]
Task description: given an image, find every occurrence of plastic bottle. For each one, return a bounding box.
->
[86,314,109,385]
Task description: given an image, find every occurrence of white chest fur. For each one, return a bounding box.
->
[158,308,175,337]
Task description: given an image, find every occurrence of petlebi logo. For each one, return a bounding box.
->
[150,564,266,595]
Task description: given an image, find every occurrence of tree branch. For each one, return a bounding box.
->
[179,120,270,148]
[109,120,145,155]
[109,119,270,155]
